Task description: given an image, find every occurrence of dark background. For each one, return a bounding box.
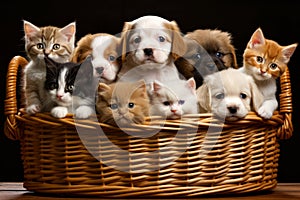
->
[1,1,299,182]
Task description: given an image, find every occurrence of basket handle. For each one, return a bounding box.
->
[277,67,293,139]
[4,56,28,140]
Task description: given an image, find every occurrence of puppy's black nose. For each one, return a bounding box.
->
[96,67,104,74]
[228,106,238,114]
[144,48,153,56]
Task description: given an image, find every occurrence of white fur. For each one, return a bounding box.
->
[197,68,264,121]
[48,67,95,119]
[149,78,199,119]
[239,66,277,119]
[91,35,119,82]
[118,15,183,83]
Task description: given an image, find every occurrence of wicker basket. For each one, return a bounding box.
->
[4,56,294,197]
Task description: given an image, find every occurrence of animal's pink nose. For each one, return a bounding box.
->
[56,95,63,100]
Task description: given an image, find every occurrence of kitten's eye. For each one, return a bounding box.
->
[215,93,224,99]
[109,55,116,61]
[269,63,278,70]
[163,101,170,106]
[158,36,165,42]
[49,83,57,90]
[66,85,74,92]
[52,44,60,50]
[36,43,44,49]
[134,36,141,44]
[110,104,118,110]
[216,52,224,58]
[128,102,135,108]
[194,53,201,60]
[256,56,264,63]
[240,93,247,99]
[178,100,185,105]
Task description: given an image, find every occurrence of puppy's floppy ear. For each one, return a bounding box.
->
[165,21,186,60]
[71,33,94,63]
[248,76,264,113]
[120,22,134,62]
[196,83,211,113]
[221,31,238,69]
[226,35,238,69]
[229,46,238,68]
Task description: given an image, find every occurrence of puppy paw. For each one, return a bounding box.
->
[51,106,68,118]
[26,104,41,115]
[75,105,94,119]
[258,106,274,119]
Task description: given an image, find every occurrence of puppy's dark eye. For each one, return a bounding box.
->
[37,43,44,49]
[52,44,60,50]
[216,52,224,58]
[109,55,116,61]
[110,103,118,110]
[240,93,247,99]
[215,93,224,99]
[128,102,135,108]
[163,101,170,106]
[256,56,264,63]
[158,36,165,42]
[269,63,278,70]
[134,36,141,44]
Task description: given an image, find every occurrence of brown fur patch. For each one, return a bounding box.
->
[185,29,238,69]
[71,33,119,63]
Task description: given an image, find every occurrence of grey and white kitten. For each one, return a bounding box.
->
[44,56,97,119]
[148,77,199,119]
[23,20,76,114]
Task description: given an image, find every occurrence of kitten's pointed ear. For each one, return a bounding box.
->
[136,79,146,90]
[78,56,94,80]
[44,57,57,75]
[23,20,40,38]
[249,28,265,48]
[98,83,111,93]
[282,43,298,63]
[60,22,76,42]
[135,79,148,97]
[44,56,56,66]
[152,80,164,92]
[186,77,196,94]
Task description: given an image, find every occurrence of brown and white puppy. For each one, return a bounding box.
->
[72,33,121,83]
[196,68,264,121]
[175,29,238,88]
[117,15,186,83]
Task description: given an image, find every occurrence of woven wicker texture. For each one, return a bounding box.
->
[4,56,293,197]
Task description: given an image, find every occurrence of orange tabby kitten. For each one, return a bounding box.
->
[96,80,150,126]
[239,28,297,119]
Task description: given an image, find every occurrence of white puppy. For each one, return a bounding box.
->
[72,33,121,83]
[196,68,264,121]
[117,15,186,83]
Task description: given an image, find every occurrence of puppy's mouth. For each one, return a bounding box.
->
[143,56,157,63]
[225,115,239,121]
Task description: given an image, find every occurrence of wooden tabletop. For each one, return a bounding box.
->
[1,182,300,200]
